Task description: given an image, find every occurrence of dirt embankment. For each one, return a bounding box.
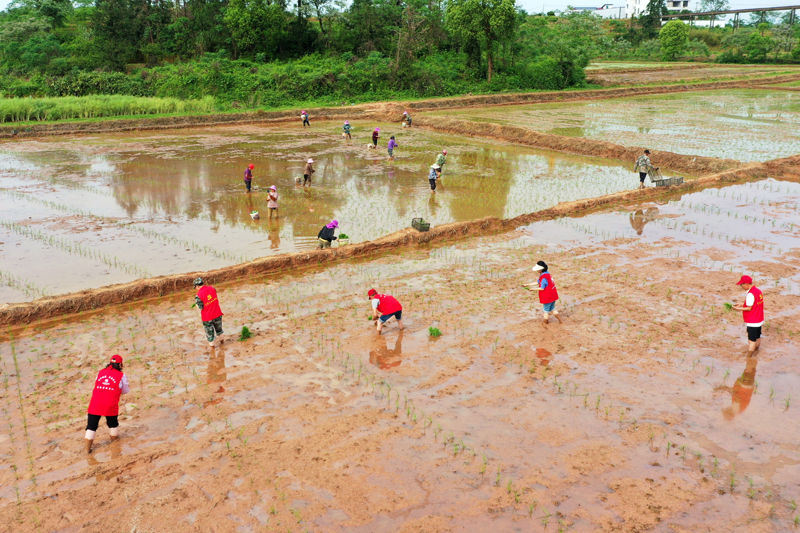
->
[416,116,741,176]
[3,155,800,328]
[3,73,800,139]
[586,64,716,76]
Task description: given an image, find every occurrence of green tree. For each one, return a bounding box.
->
[746,31,774,62]
[446,0,516,82]
[659,19,688,60]
[699,0,728,12]
[637,0,667,40]
[91,0,141,69]
[223,0,288,58]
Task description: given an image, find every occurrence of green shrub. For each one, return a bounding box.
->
[688,28,721,47]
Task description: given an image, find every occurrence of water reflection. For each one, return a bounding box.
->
[207,345,227,393]
[629,207,659,236]
[369,332,404,370]
[720,358,758,421]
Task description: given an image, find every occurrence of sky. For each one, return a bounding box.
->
[0,0,797,16]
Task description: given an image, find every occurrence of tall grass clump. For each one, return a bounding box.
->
[0,95,217,123]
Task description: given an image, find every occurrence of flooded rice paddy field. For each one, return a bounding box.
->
[435,89,800,162]
[0,122,676,303]
[1,178,799,532]
[585,65,797,86]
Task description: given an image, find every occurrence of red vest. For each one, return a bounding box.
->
[538,273,559,304]
[743,286,764,324]
[87,367,124,416]
[197,285,223,321]
[374,294,402,315]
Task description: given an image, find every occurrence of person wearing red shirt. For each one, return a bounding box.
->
[367,288,403,334]
[524,260,562,325]
[194,277,225,346]
[85,354,130,454]
[732,275,763,357]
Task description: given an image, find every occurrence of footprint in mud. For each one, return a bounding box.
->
[535,347,552,366]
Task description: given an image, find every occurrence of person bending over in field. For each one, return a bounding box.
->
[524,261,562,325]
[194,277,224,347]
[84,354,130,454]
[368,288,404,334]
[343,121,352,139]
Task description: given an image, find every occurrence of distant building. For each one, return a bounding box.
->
[564,4,626,18]
[626,0,688,18]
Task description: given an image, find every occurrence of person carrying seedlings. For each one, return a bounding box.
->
[403,111,412,128]
[428,164,441,192]
[268,185,279,219]
[301,110,310,127]
[84,354,130,454]
[368,288,404,334]
[343,121,352,139]
[303,158,315,186]
[731,275,763,357]
[371,127,380,149]
[524,261,562,325]
[387,136,399,160]
[317,219,339,249]
[244,163,254,193]
[194,277,224,347]
[435,150,447,169]
[634,149,656,190]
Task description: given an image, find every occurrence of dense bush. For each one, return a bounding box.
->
[688,28,721,47]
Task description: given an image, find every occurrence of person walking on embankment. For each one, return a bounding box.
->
[318,220,339,249]
[84,354,130,454]
[244,163,254,193]
[194,277,224,347]
[388,136,399,160]
[732,275,763,357]
[303,158,315,186]
[343,121,352,139]
[301,111,310,127]
[524,261,562,325]
[634,149,657,190]
[368,288,404,334]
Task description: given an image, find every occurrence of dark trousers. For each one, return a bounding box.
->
[87,413,119,431]
[245,179,252,191]
[303,119,310,127]
[639,172,648,183]
[429,179,437,190]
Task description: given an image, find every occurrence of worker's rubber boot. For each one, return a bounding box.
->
[84,439,93,454]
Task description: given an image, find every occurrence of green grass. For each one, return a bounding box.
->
[0,95,216,124]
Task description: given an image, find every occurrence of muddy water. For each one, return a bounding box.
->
[1,178,798,532]
[436,89,800,162]
[0,122,670,302]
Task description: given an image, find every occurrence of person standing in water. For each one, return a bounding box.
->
[301,111,310,127]
[84,354,130,454]
[317,220,339,249]
[435,150,447,169]
[388,136,399,160]
[244,163,254,193]
[368,288,404,334]
[428,164,441,192]
[268,185,279,219]
[524,261,562,325]
[343,121,352,139]
[371,127,380,149]
[634,149,655,190]
[732,275,763,357]
[403,111,412,128]
[303,158,315,186]
[194,277,224,347]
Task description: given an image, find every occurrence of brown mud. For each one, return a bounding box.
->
[1,179,799,532]
[3,154,800,328]
[3,72,800,139]
[586,66,798,87]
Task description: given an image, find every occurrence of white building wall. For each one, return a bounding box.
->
[626,0,689,18]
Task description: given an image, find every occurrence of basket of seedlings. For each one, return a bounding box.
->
[338,233,350,246]
[412,218,430,232]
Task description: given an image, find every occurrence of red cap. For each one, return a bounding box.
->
[367,289,378,298]
[110,354,123,364]
[736,275,753,285]
[249,164,254,169]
